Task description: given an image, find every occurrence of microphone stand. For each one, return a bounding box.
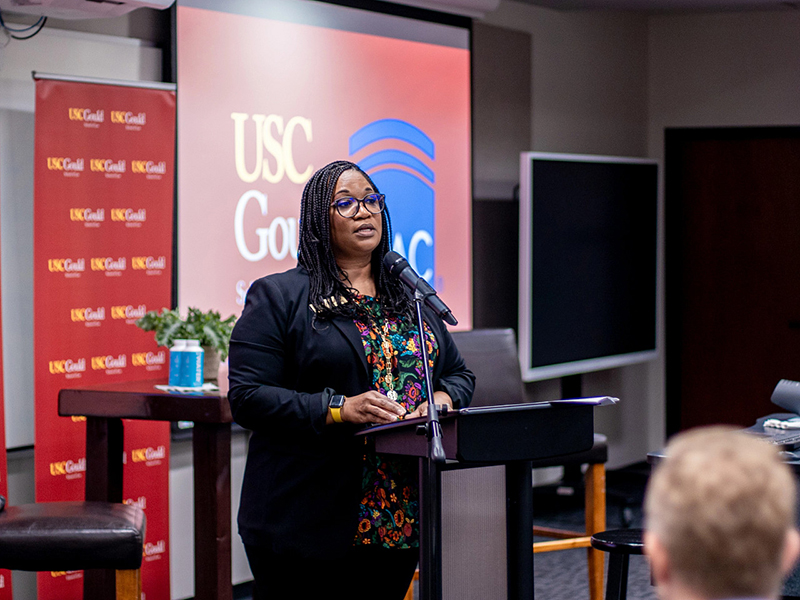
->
[413,287,445,600]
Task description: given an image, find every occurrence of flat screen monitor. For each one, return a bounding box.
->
[519,152,659,382]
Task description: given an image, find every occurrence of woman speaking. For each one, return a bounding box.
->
[228,160,474,599]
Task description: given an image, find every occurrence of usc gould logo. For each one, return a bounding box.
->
[90,159,126,176]
[131,160,167,177]
[49,571,81,580]
[125,496,147,510]
[131,445,166,464]
[132,256,166,273]
[48,358,86,375]
[70,208,105,225]
[91,257,126,275]
[47,157,84,177]
[111,111,146,129]
[91,354,127,371]
[49,457,85,477]
[144,540,166,560]
[48,258,85,275]
[111,208,146,226]
[69,108,104,126]
[132,351,166,368]
[71,307,105,326]
[111,304,146,321]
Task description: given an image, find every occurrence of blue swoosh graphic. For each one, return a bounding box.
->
[357,149,434,183]
[349,119,435,159]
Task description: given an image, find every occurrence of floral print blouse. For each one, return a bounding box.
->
[352,296,438,549]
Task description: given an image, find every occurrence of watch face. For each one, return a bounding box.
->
[330,395,345,409]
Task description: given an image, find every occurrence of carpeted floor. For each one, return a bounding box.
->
[532,462,656,600]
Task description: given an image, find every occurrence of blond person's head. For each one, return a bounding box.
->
[644,426,800,600]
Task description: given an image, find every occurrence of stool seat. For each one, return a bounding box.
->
[591,528,645,554]
[0,501,145,572]
[590,529,647,600]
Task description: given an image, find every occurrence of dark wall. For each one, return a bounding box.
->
[471,22,531,330]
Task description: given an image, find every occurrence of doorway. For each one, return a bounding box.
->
[666,127,800,433]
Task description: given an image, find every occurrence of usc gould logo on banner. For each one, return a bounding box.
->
[49,457,85,478]
[91,354,126,376]
[144,540,166,561]
[47,157,84,177]
[111,110,146,130]
[132,255,166,275]
[70,208,105,226]
[111,304,146,323]
[91,257,126,276]
[131,351,166,370]
[48,258,85,278]
[68,108,104,128]
[111,208,146,227]
[131,160,167,179]
[131,445,166,466]
[49,571,81,581]
[70,307,105,327]
[125,496,147,510]
[90,159,126,178]
[48,358,86,377]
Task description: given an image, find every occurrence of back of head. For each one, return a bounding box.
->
[645,426,797,599]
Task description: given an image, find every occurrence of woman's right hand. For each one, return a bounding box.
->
[340,391,406,424]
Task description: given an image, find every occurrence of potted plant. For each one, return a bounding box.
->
[135,307,236,380]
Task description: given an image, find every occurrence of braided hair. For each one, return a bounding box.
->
[297,160,411,321]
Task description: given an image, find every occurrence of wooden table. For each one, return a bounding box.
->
[59,379,233,600]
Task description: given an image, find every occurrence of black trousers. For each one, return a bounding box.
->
[245,543,419,600]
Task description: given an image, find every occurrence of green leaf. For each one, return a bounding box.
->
[134,306,236,358]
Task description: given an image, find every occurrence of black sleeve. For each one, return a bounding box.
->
[227,277,331,434]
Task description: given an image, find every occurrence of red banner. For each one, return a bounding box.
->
[0,158,12,599]
[33,77,175,600]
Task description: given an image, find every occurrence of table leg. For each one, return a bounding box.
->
[193,422,232,600]
[84,416,123,600]
[506,461,534,600]
[84,417,124,501]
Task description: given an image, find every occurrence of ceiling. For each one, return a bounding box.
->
[513,0,798,12]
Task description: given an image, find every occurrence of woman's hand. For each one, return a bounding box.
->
[338,391,406,424]
[407,391,453,419]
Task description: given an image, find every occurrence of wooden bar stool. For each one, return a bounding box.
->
[590,528,645,600]
[531,434,608,600]
[0,500,146,600]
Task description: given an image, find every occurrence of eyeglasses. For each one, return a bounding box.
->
[331,193,386,219]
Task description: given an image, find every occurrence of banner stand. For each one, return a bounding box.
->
[33,73,176,600]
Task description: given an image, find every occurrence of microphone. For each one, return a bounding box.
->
[383,251,458,326]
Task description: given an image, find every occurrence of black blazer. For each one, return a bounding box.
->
[228,266,474,557]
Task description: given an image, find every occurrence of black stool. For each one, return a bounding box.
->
[590,528,645,600]
[0,501,146,600]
